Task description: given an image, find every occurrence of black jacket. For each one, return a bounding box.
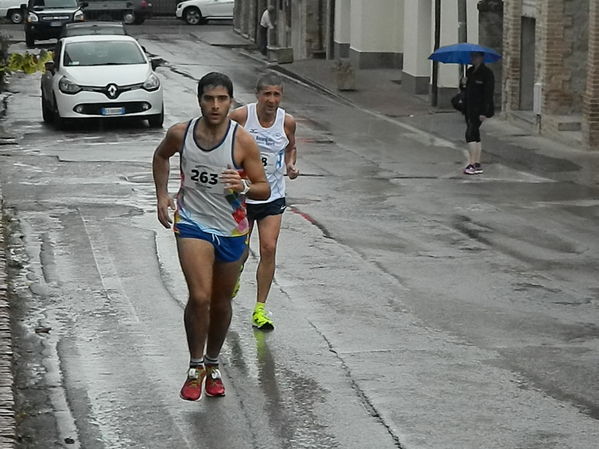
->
[465,63,495,118]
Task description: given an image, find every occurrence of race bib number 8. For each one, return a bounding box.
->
[261,152,282,176]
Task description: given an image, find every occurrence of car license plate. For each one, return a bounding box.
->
[50,21,62,27]
[101,107,125,116]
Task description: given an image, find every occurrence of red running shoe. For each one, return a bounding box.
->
[180,367,206,401]
[205,365,225,397]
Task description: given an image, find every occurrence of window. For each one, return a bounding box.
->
[63,41,146,67]
[31,0,79,8]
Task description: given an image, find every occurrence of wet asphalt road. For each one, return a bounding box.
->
[1,20,599,449]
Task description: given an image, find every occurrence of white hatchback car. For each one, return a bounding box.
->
[176,0,233,25]
[41,34,164,128]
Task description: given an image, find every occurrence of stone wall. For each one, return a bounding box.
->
[583,0,599,149]
[0,186,16,448]
[478,0,503,111]
[563,0,589,113]
[537,0,575,115]
[501,0,522,113]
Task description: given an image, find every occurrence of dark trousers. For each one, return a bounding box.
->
[465,114,482,143]
[259,26,268,55]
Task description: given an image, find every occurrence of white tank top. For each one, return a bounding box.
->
[244,103,289,204]
[176,118,249,237]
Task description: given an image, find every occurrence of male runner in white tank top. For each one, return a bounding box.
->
[152,72,269,401]
[229,72,299,330]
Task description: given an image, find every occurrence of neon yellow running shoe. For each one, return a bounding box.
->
[252,304,274,330]
[232,264,244,299]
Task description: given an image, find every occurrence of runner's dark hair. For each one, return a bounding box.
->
[197,72,233,98]
[256,72,283,92]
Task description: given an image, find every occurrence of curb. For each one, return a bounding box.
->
[0,184,16,449]
[237,49,357,108]
[191,32,254,49]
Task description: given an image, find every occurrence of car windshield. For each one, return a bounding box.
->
[31,0,79,8]
[63,41,146,67]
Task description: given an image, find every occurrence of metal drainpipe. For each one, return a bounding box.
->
[458,0,468,79]
[431,0,441,107]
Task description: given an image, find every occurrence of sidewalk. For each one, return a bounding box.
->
[233,42,599,188]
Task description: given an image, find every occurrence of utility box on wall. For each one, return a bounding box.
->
[533,82,543,115]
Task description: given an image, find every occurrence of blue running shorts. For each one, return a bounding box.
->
[174,215,247,263]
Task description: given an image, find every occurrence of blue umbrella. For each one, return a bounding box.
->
[428,43,501,64]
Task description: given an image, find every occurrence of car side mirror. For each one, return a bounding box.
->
[150,58,160,70]
[20,4,26,9]
[81,1,88,7]
[44,61,55,74]
[126,1,132,7]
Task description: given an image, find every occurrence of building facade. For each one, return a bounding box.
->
[233,0,332,60]
[503,0,597,151]
[234,0,597,151]
[333,0,404,69]
[399,0,483,106]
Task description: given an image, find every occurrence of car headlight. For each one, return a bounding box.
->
[142,73,160,91]
[27,12,39,23]
[59,77,82,94]
[74,10,84,21]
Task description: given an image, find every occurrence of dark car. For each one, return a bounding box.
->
[60,20,126,36]
[129,0,152,24]
[82,0,151,24]
[22,0,86,47]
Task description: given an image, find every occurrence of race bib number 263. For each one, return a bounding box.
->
[188,166,220,188]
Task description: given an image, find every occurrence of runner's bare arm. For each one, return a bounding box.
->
[222,127,270,200]
[284,114,299,179]
[229,105,249,127]
[152,123,186,228]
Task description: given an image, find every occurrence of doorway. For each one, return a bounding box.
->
[520,17,536,110]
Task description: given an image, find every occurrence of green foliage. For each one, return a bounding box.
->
[0,34,53,91]
[3,50,54,75]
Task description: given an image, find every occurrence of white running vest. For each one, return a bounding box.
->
[176,118,249,237]
[244,103,289,204]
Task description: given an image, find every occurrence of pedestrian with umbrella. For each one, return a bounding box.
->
[429,43,500,175]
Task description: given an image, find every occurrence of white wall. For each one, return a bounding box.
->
[349,0,364,52]
[334,0,351,44]
[349,0,403,53]
[434,0,481,88]
[403,0,432,77]
[437,0,459,88]
[467,0,479,45]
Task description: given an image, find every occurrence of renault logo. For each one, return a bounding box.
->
[106,84,118,99]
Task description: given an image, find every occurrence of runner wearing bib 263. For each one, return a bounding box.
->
[153,72,270,402]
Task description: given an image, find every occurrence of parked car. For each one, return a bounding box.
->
[23,0,86,47]
[0,0,24,23]
[82,0,152,25]
[40,34,164,128]
[129,0,151,24]
[175,0,233,25]
[60,21,126,36]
